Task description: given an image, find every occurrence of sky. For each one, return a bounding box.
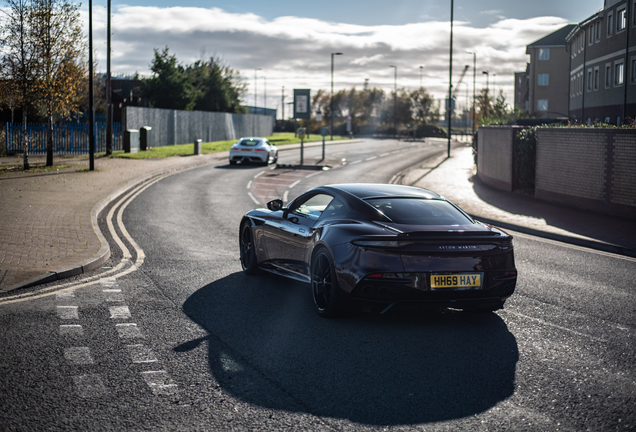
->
[81,0,605,117]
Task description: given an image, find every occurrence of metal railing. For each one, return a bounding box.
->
[4,122,122,154]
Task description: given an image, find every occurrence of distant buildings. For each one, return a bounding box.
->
[516,0,636,124]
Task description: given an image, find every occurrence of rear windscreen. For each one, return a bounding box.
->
[239,139,262,146]
[365,198,472,225]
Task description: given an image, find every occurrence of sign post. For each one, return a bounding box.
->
[294,89,311,166]
[320,126,328,160]
[298,128,305,165]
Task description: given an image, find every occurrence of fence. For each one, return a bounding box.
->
[4,122,122,154]
[124,106,273,147]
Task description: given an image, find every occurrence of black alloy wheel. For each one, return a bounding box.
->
[311,247,345,317]
[240,221,259,274]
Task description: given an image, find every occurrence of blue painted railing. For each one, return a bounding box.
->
[4,122,122,154]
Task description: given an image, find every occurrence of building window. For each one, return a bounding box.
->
[615,61,625,86]
[605,63,612,88]
[594,67,600,90]
[587,69,593,91]
[597,20,602,40]
[589,25,594,44]
[538,73,549,86]
[608,11,614,36]
[618,8,627,32]
[632,58,636,82]
[537,100,548,112]
[539,48,550,60]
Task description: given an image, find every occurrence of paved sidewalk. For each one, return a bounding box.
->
[401,145,636,257]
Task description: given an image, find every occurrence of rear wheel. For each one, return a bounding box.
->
[311,247,346,317]
[229,160,237,165]
[239,221,260,274]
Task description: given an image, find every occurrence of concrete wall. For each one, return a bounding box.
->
[123,107,274,147]
[477,126,517,192]
[536,128,636,218]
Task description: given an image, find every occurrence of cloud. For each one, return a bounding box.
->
[80,6,570,108]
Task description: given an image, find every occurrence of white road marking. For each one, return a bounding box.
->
[99,278,117,287]
[64,347,94,365]
[502,310,608,343]
[247,192,260,205]
[103,289,124,302]
[351,160,362,164]
[305,171,321,178]
[56,290,75,299]
[246,180,252,189]
[126,344,158,363]
[141,371,178,395]
[57,306,78,320]
[73,374,107,398]
[109,305,131,319]
[59,325,83,337]
[283,191,289,202]
[254,170,265,178]
[289,180,301,188]
[116,323,143,339]
[366,156,377,161]
[380,152,390,157]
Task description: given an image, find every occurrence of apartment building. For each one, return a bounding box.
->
[521,25,576,118]
[568,0,636,124]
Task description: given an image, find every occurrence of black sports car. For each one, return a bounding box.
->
[239,184,517,317]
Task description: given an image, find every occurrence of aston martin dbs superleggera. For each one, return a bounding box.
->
[239,184,517,317]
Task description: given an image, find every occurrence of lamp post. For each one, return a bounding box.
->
[281,86,285,121]
[466,51,476,135]
[263,76,267,113]
[447,0,454,158]
[88,0,94,170]
[493,73,497,95]
[253,68,261,136]
[389,65,397,137]
[482,70,489,91]
[331,52,343,140]
[419,66,423,88]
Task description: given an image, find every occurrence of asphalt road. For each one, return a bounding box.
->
[1,138,635,431]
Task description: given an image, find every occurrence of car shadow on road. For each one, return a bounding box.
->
[178,272,519,426]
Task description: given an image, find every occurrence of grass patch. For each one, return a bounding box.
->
[110,132,351,159]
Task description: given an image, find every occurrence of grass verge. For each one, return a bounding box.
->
[111,132,351,159]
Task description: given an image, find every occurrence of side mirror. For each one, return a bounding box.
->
[267,199,284,211]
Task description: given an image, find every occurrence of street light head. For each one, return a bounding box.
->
[334,52,343,55]
[482,71,488,74]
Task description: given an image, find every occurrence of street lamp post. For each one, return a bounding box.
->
[253,68,261,136]
[447,0,454,158]
[482,70,489,91]
[263,76,267,113]
[466,51,476,135]
[389,65,397,137]
[419,66,423,88]
[331,52,343,140]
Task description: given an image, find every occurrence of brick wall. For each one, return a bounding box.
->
[477,126,516,192]
[536,128,636,219]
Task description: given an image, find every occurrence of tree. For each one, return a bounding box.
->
[0,0,39,169]
[410,87,439,125]
[143,47,196,110]
[189,57,247,113]
[31,0,86,166]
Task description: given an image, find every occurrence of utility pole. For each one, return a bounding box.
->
[106,0,112,155]
[467,51,476,135]
[389,65,397,137]
[331,52,343,140]
[88,0,94,170]
[447,0,454,158]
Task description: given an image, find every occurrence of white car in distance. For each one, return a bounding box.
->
[229,137,278,165]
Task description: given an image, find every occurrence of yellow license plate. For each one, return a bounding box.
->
[241,148,252,152]
[430,274,481,289]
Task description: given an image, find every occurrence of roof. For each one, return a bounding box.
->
[326,184,441,200]
[528,24,577,48]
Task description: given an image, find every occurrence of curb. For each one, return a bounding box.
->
[2,154,223,294]
[468,214,636,259]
